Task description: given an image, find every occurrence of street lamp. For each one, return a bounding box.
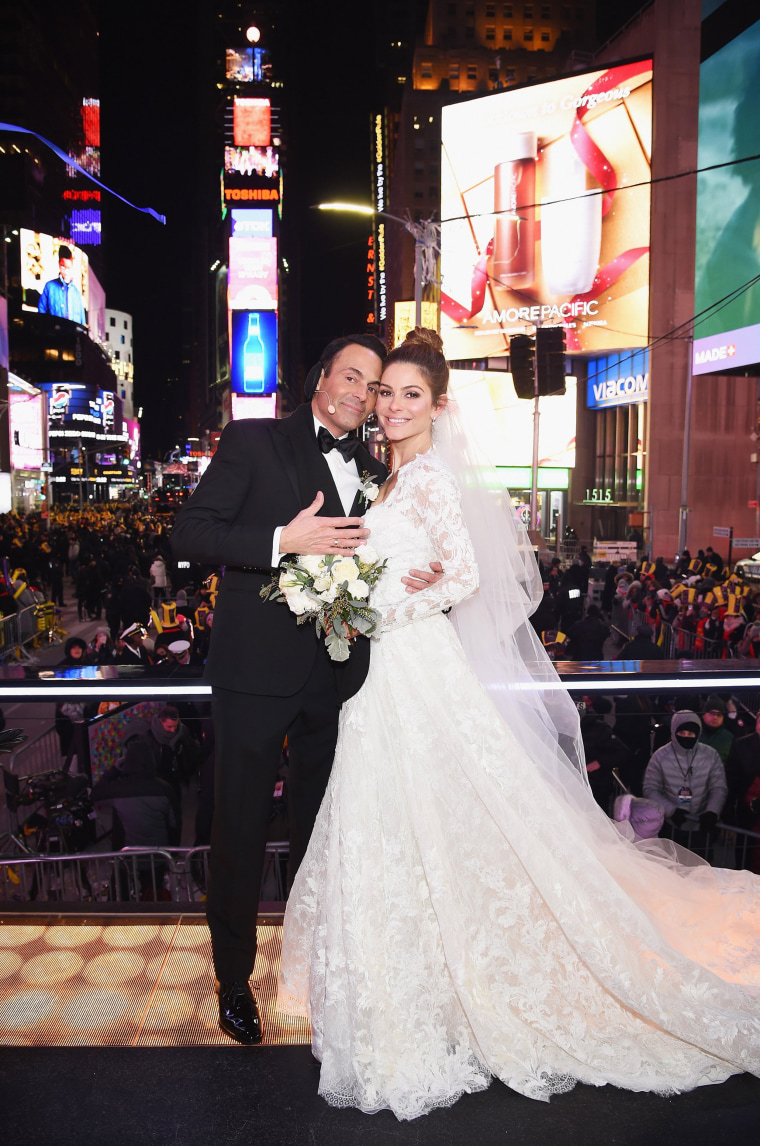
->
[313,202,440,329]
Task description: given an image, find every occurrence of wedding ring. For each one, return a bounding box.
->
[333,538,340,547]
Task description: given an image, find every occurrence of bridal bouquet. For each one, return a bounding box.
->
[260,545,387,662]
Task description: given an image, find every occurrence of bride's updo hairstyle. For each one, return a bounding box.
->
[383,327,449,405]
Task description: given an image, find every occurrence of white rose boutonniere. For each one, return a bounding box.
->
[359,470,380,508]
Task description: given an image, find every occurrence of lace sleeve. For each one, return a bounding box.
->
[377,456,479,633]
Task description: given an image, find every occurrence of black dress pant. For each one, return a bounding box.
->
[209,648,340,982]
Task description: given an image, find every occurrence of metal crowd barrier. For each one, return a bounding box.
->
[0,842,290,906]
[610,603,726,659]
[0,603,60,664]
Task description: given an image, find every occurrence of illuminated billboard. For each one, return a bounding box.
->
[39,383,126,442]
[224,145,278,179]
[393,302,439,348]
[228,236,278,310]
[230,311,278,395]
[233,98,271,147]
[10,391,45,470]
[440,60,652,360]
[448,369,576,469]
[586,349,649,409]
[231,394,277,420]
[693,19,760,374]
[20,230,89,324]
[230,208,273,237]
[226,47,271,84]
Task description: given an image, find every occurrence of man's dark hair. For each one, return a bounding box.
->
[158,704,179,721]
[58,245,73,261]
[586,604,600,618]
[320,333,387,376]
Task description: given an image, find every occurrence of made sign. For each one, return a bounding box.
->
[713,526,732,538]
[732,538,760,549]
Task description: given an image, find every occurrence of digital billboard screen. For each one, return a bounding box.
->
[448,369,576,469]
[230,311,278,395]
[9,391,45,470]
[233,98,271,147]
[226,47,271,84]
[230,208,273,237]
[20,230,89,325]
[224,145,278,179]
[228,236,278,310]
[231,394,277,420]
[693,19,760,374]
[40,383,125,442]
[440,60,652,360]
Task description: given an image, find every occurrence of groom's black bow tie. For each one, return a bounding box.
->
[317,425,361,461]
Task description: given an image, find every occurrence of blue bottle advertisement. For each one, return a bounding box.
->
[243,312,265,392]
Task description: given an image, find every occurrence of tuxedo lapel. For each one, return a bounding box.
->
[277,404,344,518]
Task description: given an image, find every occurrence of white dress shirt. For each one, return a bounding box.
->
[271,415,362,564]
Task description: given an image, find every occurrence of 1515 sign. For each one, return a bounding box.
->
[583,488,613,503]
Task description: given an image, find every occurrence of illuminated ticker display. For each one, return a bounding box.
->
[228,236,278,310]
[233,98,271,147]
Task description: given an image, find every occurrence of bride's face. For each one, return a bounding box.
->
[376,363,438,444]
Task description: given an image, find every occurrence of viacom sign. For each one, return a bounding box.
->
[692,322,760,375]
[586,349,649,410]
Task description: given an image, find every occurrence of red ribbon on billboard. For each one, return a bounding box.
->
[564,246,650,351]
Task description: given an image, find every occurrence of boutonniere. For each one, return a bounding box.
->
[359,471,380,507]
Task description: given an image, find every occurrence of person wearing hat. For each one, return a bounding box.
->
[171,332,444,1045]
[643,710,727,854]
[118,622,151,667]
[700,696,733,764]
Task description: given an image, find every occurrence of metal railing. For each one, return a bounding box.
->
[0,841,290,905]
[0,603,63,664]
[610,603,727,659]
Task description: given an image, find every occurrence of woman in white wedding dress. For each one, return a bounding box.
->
[278,328,760,1121]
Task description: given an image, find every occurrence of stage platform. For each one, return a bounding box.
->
[0,912,309,1047]
[2,914,760,1145]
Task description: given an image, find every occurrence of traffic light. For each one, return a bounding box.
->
[510,334,536,399]
[536,326,566,396]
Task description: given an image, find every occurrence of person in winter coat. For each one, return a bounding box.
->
[643,710,727,855]
[149,555,168,606]
[580,704,634,811]
[725,712,760,833]
[567,605,609,661]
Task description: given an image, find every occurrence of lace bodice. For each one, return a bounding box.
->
[367,451,478,631]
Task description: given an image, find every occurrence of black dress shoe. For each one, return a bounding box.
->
[217,980,263,1045]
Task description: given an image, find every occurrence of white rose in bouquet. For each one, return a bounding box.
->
[350,580,370,599]
[331,558,360,584]
[299,554,325,577]
[279,571,300,592]
[313,574,332,593]
[355,543,378,565]
[283,588,308,614]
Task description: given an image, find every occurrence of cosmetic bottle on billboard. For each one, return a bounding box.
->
[243,312,265,392]
[493,132,537,291]
[540,138,602,296]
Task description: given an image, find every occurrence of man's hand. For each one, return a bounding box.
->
[280,492,370,556]
[402,561,444,594]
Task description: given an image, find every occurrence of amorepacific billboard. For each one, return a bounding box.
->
[440,59,653,361]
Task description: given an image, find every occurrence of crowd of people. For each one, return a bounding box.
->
[533,542,760,662]
[2,506,759,877]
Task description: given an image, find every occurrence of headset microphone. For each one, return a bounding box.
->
[314,369,336,414]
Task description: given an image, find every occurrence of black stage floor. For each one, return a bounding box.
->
[3,1047,760,1146]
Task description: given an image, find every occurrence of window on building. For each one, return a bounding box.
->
[489,67,498,82]
[524,4,533,16]
[562,4,571,16]
[105,333,110,342]
[541,3,551,17]
[114,350,120,361]
[121,335,125,344]
[505,67,516,82]
[465,25,474,37]
[541,28,550,41]
[485,24,495,40]
[527,68,537,79]
[576,5,584,19]
[414,163,425,177]
[109,316,115,327]
[503,2,513,13]
[450,62,460,79]
[420,61,433,78]
[429,187,438,200]
[524,26,534,41]
[466,63,477,79]
[44,348,59,360]
[503,26,513,40]
[414,137,425,149]
[414,190,424,200]
[485,2,496,14]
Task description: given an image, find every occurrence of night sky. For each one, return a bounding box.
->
[96,0,640,454]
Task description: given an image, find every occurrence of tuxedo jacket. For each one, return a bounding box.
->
[170,403,387,702]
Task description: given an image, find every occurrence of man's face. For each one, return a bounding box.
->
[311,344,382,436]
[160,717,179,736]
[58,257,74,284]
[702,710,724,729]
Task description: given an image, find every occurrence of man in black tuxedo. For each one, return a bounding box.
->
[171,333,441,1043]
